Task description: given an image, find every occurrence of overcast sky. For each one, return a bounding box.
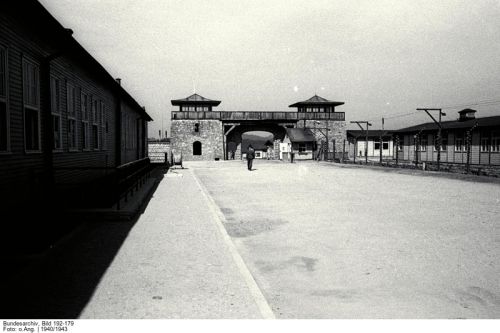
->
[39,0,500,137]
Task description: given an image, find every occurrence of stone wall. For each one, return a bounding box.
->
[148,142,171,163]
[298,120,347,154]
[171,120,223,161]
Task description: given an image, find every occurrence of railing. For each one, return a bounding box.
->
[171,111,345,121]
[53,157,155,210]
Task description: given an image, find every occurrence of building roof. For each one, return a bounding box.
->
[5,0,153,121]
[289,95,345,108]
[347,130,392,139]
[171,93,221,106]
[286,128,316,142]
[391,115,500,133]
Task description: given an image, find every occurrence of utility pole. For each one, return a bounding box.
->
[353,138,357,163]
[417,108,445,171]
[395,135,400,166]
[466,121,479,174]
[325,119,329,160]
[351,121,372,164]
[379,117,384,164]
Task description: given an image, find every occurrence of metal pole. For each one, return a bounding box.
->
[395,136,399,166]
[414,134,419,167]
[326,120,329,161]
[332,139,336,162]
[379,134,383,165]
[417,108,445,171]
[354,139,357,163]
[365,123,369,164]
[466,130,471,174]
[380,118,384,164]
[437,111,442,171]
[342,139,346,163]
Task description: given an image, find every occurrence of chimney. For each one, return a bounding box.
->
[458,108,476,121]
[116,78,121,85]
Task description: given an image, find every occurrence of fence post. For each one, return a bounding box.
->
[342,139,346,163]
[332,139,336,162]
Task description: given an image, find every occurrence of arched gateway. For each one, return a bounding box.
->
[170,93,347,161]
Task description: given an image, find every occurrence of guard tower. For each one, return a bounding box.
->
[290,95,347,159]
[170,94,224,161]
[170,93,347,161]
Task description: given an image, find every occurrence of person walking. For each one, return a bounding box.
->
[247,145,255,171]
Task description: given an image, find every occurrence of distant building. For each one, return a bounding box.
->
[282,128,316,160]
[0,0,152,210]
[347,130,394,159]
[170,94,223,161]
[290,95,347,157]
[392,109,500,166]
[170,93,347,161]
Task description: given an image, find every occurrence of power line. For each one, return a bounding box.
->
[441,99,500,110]
[359,98,500,127]
[366,110,419,123]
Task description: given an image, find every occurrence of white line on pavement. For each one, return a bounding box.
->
[190,169,276,319]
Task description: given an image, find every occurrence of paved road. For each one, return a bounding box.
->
[79,167,269,318]
[193,160,500,318]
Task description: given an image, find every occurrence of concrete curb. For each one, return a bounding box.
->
[190,169,276,319]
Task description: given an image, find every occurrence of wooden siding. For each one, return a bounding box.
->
[0,8,149,207]
[396,130,500,166]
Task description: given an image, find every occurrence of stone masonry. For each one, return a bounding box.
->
[171,120,223,161]
[298,120,347,157]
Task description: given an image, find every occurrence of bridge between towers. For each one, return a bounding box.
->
[170,94,347,161]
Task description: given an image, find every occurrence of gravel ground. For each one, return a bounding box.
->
[193,159,500,319]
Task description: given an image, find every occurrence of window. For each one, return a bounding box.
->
[383,141,389,150]
[193,141,202,155]
[67,83,76,116]
[68,119,77,150]
[433,133,448,152]
[299,143,306,152]
[454,133,464,152]
[375,142,380,150]
[194,123,199,133]
[23,59,40,151]
[82,122,89,150]
[0,47,8,151]
[480,135,489,152]
[100,101,106,150]
[91,97,99,150]
[51,76,62,150]
[419,135,427,152]
[492,132,500,153]
[67,83,77,150]
[396,136,404,151]
[92,99,98,122]
[92,124,99,150]
[81,91,89,150]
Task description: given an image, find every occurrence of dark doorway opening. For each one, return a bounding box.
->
[193,141,202,155]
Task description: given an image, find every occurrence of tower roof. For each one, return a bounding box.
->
[171,93,221,106]
[289,95,344,108]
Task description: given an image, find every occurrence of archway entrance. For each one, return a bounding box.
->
[224,123,288,160]
[242,131,274,160]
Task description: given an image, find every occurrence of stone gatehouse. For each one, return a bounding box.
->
[170,93,347,161]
